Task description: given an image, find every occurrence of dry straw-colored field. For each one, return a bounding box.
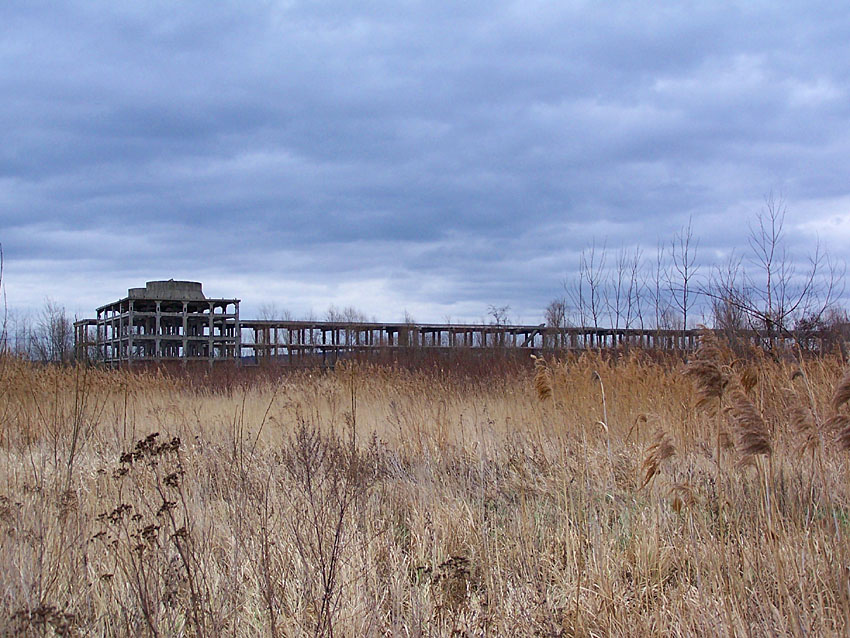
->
[3,339,850,636]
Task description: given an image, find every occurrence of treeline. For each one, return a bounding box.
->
[1,300,75,363]
[544,197,846,342]
[0,244,74,363]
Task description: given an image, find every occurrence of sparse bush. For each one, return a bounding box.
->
[278,420,382,637]
[92,432,213,637]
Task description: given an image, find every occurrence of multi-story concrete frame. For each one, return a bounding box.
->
[94,280,240,367]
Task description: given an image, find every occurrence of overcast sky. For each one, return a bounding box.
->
[2,1,850,324]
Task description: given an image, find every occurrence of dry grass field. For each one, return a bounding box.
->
[3,340,850,636]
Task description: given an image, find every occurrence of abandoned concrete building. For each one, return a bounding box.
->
[77,280,241,366]
[74,279,714,368]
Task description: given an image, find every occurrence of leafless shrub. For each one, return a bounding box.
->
[93,433,211,637]
[280,420,382,637]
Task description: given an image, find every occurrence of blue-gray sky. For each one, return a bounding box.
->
[3,1,850,323]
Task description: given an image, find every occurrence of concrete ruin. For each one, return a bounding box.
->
[74,279,718,368]
[77,280,240,366]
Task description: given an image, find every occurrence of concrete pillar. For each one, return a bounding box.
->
[182,302,188,363]
[127,300,135,367]
[97,311,103,361]
[288,328,293,365]
[208,302,214,362]
[155,301,161,359]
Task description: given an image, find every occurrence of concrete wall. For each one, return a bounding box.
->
[128,280,205,300]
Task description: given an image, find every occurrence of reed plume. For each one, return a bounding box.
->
[669,482,696,514]
[825,411,850,450]
[694,326,726,362]
[822,369,850,450]
[725,388,772,457]
[740,365,758,394]
[685,327,729,410]
[531,355,552,402]
[824,413,850,432]
[640,429,676,489]
[830,369,850,412]
[837,423,850,451]
[790,405,819,455]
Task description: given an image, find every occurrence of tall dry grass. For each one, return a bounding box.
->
[1,347,850,636]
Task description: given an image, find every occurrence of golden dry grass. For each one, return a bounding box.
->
[2,349,850,636]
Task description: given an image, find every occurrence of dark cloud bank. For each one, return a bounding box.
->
[2,1,850,323]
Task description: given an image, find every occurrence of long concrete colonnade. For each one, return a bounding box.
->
[242,320,703,365]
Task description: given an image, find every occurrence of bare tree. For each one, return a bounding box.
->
[744,194,843,339]
[252,303,294,353]
[486,304,511,347]
[552,198,844,351]
[668,217,700,336]
[609,245,645,329]
[608,246,628,329]
[400,310,417,348]
[487,304,511,327]
[325,305,369,324]
[648,240,672,331]
[545,297,568,349]
[4,309,26,356]
[325,306,344,323]
[748,194,789,336]
[626,246,646,329]
[326,305,371,347]
[700,195,845,349]
[343,306,371,323]
[31,299,73,363]
[545,298,567,329]
[566,240,608,330]
[707,251,750,348]
[257,303,293,321]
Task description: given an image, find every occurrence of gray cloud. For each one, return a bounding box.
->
[2,1,850,322]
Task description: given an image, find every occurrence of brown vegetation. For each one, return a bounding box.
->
[2,346,850,636]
